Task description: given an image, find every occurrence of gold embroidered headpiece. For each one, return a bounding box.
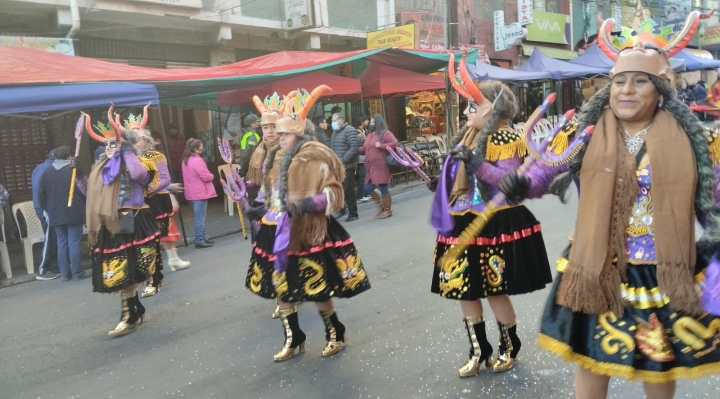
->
[598,11,713,80]
[275,85,332,135]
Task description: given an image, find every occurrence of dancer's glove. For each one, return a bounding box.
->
[498,172,531,205]
[246,205,266,221]
[427,177,439,193]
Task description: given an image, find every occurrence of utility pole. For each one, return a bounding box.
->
[447,0,459,49]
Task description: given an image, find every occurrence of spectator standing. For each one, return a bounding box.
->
[181,138,217,248]
[239,114,261,176]
[329,112,359,222]
[312,115,330,146]
[164,122,186,183]
[327,106,342,126]
[31,149,60,280]
[355,114,370,202]
[38,146,87,281]
[358,114,398,219]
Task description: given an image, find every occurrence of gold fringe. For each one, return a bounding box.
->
[537,333,720,383]
[140,150,167,165]
[140,159,160,195]
[485,139,527,162]
[707,128,720,167]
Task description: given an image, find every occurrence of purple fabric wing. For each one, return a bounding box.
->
[430,156,457,235]
[273,212,290,274]
[701,254,720,316]
[102,151,121,185]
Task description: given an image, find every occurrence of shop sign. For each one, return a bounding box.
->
[366,24,417,49]
[494,11,526,52]
[461,44,491,64]
[518,0,533,25]
[700,24,720,46]
[282,0,313,31]
[663,0,691,32]
[128,0,202,8]
[526,11,570,45]
[0,36,74,55]
[401,12,445,50]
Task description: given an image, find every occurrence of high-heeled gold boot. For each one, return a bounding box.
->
[142,271,164,298]
[109,291,144,337]
[492,319,521,373]
[458,316,493,377]
[274,306,306,362]
[320,309,346,357]
[271,301,280,319]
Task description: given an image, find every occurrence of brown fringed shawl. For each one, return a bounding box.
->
[287,142,345,251]
[247,139,279,185]
[86,158,121,247]
[558,109,702,316]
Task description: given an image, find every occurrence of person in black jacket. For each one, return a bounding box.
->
[329,112,359,222]
[312,115,330,146]
[38,146,87,281]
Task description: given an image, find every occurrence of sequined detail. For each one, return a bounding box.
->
[626,161,656,264]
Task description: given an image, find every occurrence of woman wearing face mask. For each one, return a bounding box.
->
[249,92,290,319]
[182,138,217,249]
[428,56,553,376]
[498,13,720,398]
[83,105,160,337]
[245,86,371,362]
[358,114,398,218]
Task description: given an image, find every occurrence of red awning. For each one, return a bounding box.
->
[358,63,445,99]
[216,71,361,108]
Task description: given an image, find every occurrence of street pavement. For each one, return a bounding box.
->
[1,189,717,399]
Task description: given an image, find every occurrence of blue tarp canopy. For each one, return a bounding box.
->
[0,82,159,115]
[468,61,552,81]
[570,43,686,72]
[518,48,607,79]
[672,49,720,71]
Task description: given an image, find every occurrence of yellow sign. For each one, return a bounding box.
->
[366,24,417,49]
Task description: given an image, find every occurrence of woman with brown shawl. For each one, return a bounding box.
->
[499,12,720,398]
[245,86,370,362]
[429,57,552,377]
[83,105,160,337]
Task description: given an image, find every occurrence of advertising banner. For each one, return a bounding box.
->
[518,0,533,25]
[282,0,313,31]
[400,12,445,50]
[494,11,527,51]
[0,36,75,55]
[366,24,417,49]
[526,11,570,45]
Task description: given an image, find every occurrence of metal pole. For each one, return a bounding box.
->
[443,0,448,50]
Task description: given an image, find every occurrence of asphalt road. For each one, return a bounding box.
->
[1,190,717,399]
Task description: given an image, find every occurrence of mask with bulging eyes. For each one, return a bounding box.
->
[467,102,478,114]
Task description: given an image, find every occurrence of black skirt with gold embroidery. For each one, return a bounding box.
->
[91,207,160,293]
[246,216,371,302]
[539,252,720,383]
[431,206,552,300]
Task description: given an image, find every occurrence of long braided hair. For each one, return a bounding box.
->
[549,73,720,255]
[262,119,317,210]
[458,81,518,200]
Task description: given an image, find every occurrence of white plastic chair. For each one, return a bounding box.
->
[12,201,45,275]
[426,135,447,154]
[218,164,241,216]
[513,122,526,135]
[0,222,11,278]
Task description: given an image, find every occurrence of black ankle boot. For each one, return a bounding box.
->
[493,320,521,373]
[458,316,494,377]
[130,292,146,323]
[320,309,346,357]
[274,306,306,362]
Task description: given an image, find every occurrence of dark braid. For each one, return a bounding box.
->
[277,138,309,210]
[474,112,501,200]
[548,83,611,202]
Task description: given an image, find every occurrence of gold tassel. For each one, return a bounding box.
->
[485,140,527,162]
[708,132,720,167]
[236,202,247,239]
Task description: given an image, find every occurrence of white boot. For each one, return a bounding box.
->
[166,246,190,271]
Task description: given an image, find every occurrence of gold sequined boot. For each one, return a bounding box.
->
[458,316,494,377]
[273,306,306,362]
[320,309,346,357]
[271,300,281,319]
[492,319,521,373]
[108,291,144,337]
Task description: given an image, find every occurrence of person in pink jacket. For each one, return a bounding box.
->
[181,138,217,248]
[358,114,398,219]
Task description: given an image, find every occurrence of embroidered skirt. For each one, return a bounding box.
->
[431,205,552,299]
[539,251,720,383]
[246,216,371,302]
[146,193,173,237]
[91,207,161,293]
